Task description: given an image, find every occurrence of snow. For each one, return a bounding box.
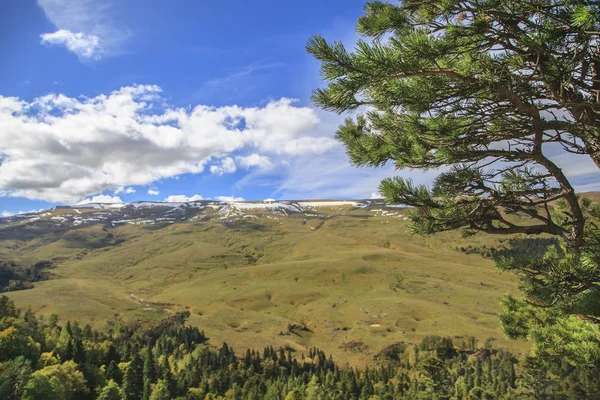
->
[131,201,178,208]
[0,198,397,229]
[112,219,135,224]
[297,201,365,208]
[228,202,301,212]
[73,203,126,210]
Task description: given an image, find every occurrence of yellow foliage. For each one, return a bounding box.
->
[40,351,60,366]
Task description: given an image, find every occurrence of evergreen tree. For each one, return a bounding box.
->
[143,347,157,383]
[97,380,121,400]
[0,356,32,400]
[22,373,53,400]
[142,347,157,400]
[122,366,142,400]
[305,376,324,400]
[148,379,170,400]
[308,0,600,366]
[106,360,122,385]
[158,356,176,397]
[419,357,452,399]
[3,294,600,399]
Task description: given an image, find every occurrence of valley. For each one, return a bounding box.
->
[0,200,528,366]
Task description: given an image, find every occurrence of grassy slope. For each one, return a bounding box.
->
[3,205,529,367]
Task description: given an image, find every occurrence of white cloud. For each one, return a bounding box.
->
[370,192,383,199]
[40,29,102,59]
[147,189,160,196]
[115,186,136,194]
[37,0,129,59]
[209,157,237,176]
[237,153,272,169]
[263,198,276,202]
[1,209,45,217]
[77,195,123,204]
[215,196,244,202]
[0,85,336,204]
[165,194,204,202]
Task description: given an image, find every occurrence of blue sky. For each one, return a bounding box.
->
[1,0,599,216]
[1,0,401,215]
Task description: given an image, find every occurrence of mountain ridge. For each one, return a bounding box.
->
[1,196,530,367]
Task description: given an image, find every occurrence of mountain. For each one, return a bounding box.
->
[0,199,528,366]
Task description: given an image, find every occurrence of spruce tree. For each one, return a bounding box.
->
[122,366,143,400]
[158,356,176,398]
[142,347,157,400]
[106,360,122,385]
[308,0,600,366]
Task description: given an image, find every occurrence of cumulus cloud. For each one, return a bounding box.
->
[115,186,136,194]
[237,153,272,169]
[0,85,336,204]
[77,195,123,204]
[40,29,102,59]
[215,196,244,202]
[147,189,160,196]
[165,194,204,202]
[209,157,237,176]
[1,211,14,217]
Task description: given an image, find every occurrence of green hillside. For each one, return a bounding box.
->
[1,202,529,366]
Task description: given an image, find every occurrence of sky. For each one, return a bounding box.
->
[1,0,599,216]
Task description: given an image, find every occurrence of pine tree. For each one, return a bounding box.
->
[308,0,600,366]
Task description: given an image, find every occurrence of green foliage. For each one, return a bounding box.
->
[97,380,121,400]
[496,236,600,366]
[0,261,52,292]
[418,357,452,398]
[22,360,88,400]
[0,326,40,363]
[149,379,170,400]
[500,294,600,367]
[308,0,600,240]
[2,296,600,399]
[309,0,600,367]
[0,357,32,400]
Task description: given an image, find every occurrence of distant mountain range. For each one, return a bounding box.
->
[0,199,402,229]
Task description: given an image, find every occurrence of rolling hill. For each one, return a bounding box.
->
[0,199,530,366]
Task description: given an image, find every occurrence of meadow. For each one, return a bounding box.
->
[1,203,529,367]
